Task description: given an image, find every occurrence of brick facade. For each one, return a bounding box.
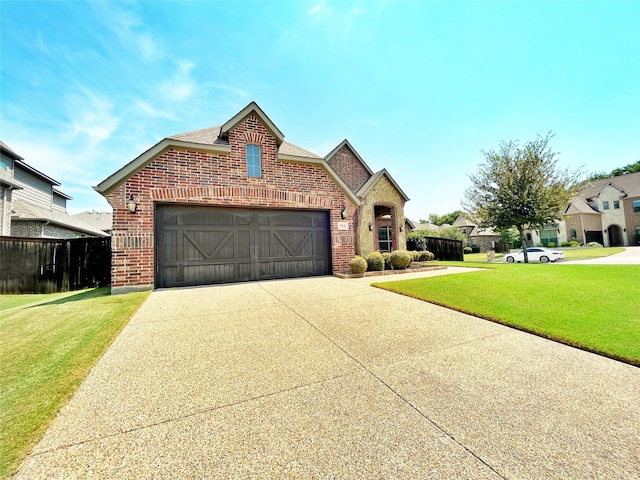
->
[104,113,356,292]
[326,144,371,193]
[623,197,640,245]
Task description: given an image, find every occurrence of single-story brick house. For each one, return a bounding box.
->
[95,102,409,293]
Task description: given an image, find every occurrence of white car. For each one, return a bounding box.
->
[503,247,565,263]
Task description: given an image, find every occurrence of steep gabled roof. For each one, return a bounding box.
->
[324,139,374,177]
[579,171,640,200]
[95,102,360,206]
[356,168,409,202]
[452,214,475,228]
[564,197,601,215]
[220,101,284,146]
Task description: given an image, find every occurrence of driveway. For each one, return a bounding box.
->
[16,268,640,479]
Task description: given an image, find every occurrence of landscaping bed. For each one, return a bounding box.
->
[335,262,447,279]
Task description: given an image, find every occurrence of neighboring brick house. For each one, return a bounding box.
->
[547,171,640,247]
[0,141,107,239]
[95,102,410,293]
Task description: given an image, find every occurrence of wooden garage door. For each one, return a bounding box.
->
[155,205,331,288]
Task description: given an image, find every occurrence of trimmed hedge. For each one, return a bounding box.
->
[350,256,367,273]
[366,251,384,271]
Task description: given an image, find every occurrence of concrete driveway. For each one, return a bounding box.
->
[16,268,640,479]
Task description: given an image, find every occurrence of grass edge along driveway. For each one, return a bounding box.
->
[373,264,640,366]
[0,288,150,479]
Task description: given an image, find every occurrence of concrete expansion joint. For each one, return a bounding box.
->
[258,282,507,480]
[29,371,361,459]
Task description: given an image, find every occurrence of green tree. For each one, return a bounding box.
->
[463,133,582,263]
[439,225,467,243]
[588,159,640,181]
[427,210,464,226]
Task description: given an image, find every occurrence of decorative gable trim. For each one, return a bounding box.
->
[94,138,231,195]
[220,102,284,146]
[357,168,410,202]
[243,130,265,145]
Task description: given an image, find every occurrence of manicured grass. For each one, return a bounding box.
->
[373,264,640,366]
[0,291,81,312]
[463,246,624,263]
[0,288,150,479]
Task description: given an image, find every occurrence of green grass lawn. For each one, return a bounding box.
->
[463,246,625,262]
[373,264,640,366]
[0,288,150,479]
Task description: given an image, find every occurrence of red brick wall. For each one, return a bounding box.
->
[104,114,355,291]
[326,144,371,193]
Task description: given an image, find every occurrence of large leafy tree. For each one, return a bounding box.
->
[463,133,582,262]
[426,210,464,226]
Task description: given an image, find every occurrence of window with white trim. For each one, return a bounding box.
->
[246,144,261,177]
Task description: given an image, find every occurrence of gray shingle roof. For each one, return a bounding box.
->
[11,201,109,237]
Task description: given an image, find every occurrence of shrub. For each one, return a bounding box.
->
[439,226,467,242]
[406,231,428,251]
[419,250,435,261]
[547,242,556,248]
[569,241,579,247]
[390,250,412,269]
[409,250,421,261]
[349,255,367,274]
[366,251,384,271]
[561,241,570,247]
[588,241,603,247]
[463,246,472,254]
[382,252,392,270]
[537,243,545,247]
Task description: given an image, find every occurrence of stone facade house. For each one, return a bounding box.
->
[452,215,501,253]
[546,171,640,247]
[95,103,409,293]
[0,141,107,238]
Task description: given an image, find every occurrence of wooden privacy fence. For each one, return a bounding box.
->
[0,236,111,294]
[407,236,464,261]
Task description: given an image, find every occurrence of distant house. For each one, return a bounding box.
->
[452,214,501,253]
[72,211,113,235]
[532,171,640,247]
[0,141,108,239]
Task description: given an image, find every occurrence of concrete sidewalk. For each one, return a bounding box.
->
[16,270,640,479]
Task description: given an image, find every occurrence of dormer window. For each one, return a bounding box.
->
[603,201,609,210]
[246,144,261,177]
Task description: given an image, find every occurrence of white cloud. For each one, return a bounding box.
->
[309,4,323,15]
[159,60,197,101]
[93,2,163,61]
[133,100,177,120]
[65,87,119,141]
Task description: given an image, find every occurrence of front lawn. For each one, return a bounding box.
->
[463,246,624,262]
[373,264,640,366]
[0,288,150,479]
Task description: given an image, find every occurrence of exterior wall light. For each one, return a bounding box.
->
[127,194,138,213]
[340,207,347,219]
[368,222,373,231]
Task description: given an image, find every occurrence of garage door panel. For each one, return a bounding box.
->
[156,205,330,288]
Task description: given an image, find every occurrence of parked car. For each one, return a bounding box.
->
[503,247,565,263]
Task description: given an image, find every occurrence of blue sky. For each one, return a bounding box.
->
[1,0,638,221]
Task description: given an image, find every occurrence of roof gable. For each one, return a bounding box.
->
[220,101,284,146]
[325,139,374,177]
[356,168,409,202]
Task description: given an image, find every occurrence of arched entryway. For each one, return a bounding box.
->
[373,204,397,252]
[607,224,623,247]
